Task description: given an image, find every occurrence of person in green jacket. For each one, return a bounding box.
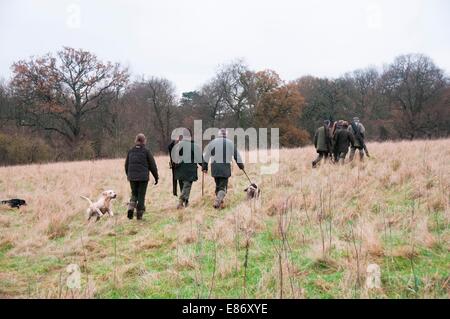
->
[312,120,332,168]
[202,128,244,209]
[171,128,203,209]
[348,117,366,161]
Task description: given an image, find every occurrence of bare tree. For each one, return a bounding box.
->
[199,79,227,127]
[0,80,11,125]
[341,68,384,117]
[215,60,254,127]
[126,77,178,150]
[381,54,447,139]
[10,47,129,143]
[295,76,344,135]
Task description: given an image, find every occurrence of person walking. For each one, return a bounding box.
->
[125,133,159,220]
[331,120,343,163]
[333,122,355,165]
[171,128,203,209]
[168,137,183,197]
[348,117,368,161]
[202,128,244,209]
[312,120,332,168]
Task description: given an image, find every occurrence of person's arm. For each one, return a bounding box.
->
[194,142,204,167]
[233,144,244,170]
[314,129,318,148]
[147,150,159,184]
[124,151,129,176]
[349,132,355,147]
[359,123,366,138]
[168,141,174,168]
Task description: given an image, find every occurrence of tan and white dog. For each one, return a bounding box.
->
[81,190,117,221]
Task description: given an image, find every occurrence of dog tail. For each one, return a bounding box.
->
[80,196,94,206]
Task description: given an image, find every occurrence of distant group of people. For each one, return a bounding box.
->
[312,117,369,168]
[124,128,244,220]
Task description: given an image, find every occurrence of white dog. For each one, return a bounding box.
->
[365,263,381,289]
[81,190,117,221]
[66,264,81,290]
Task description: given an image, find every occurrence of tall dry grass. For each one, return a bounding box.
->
[0,138,449,298]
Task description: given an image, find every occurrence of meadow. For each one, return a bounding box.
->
[0,139,449,298]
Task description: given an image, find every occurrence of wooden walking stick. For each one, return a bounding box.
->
[202,171,205,197]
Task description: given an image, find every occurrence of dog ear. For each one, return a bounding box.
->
[102,191,108,196]
[244,188,248,192]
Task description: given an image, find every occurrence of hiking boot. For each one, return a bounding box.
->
[213,190,226,209]
[213,199,225,209]
[177,198,185,209]
[127,202,136,220]
[127,209,134,219]
[136,208,145,220]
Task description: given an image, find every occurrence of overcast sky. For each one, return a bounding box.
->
[1,0,449,94]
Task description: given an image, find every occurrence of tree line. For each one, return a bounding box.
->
[0,47,448,165]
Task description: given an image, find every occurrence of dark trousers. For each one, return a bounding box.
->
[349,146,364,161]
[172,171,183,196]
[338,151,348,165]
[333,151,339,163]
[214,177,228,195]
[179,180,193,202]
[313,151,329,166]
[130,181,148,211]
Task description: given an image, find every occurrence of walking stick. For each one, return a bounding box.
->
[202,171,204,197]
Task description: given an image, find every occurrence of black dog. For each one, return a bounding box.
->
[1,199,27,209]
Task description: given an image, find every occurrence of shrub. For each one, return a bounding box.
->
[0,133,53,165]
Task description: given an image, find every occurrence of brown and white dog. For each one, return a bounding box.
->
[81,190,117,221]
[244,183,261,200]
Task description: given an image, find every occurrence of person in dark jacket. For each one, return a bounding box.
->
[312,120,332,168]
[125,133,159,220]
[333,122,355,165]
[331,120,343,163]
[171,128,203,209]
[202,128,244,209]
[168,138,183,197]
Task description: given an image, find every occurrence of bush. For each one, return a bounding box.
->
[0,133,53,165]
[71,140,96,161]
[280,126,311,147]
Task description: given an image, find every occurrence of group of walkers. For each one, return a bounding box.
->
[312,117,369,167]
[124,128,244,220]
[123,118,369,221]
